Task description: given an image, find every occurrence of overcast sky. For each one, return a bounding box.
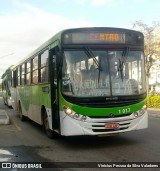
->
[0,0,160,80]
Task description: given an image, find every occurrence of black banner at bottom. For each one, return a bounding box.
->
[0,162,160,169]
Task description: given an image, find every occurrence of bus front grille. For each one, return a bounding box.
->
[80,114,139,134]
[92,127,128,133]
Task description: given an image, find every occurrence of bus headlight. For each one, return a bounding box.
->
[139,105,147,115]
[133,105,147,118]
[66,108,72,115]
[81,115,87,121]
[133,112,139,117]
[139,108,145,115]
[73,113,80,119]
[63,105,87,121]
[63,106,73,115]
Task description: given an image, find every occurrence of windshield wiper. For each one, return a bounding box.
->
[84,46,102,71]
[118,47,130,81]
[84,46,103,84]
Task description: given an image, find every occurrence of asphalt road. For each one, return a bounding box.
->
[0,95,160,171]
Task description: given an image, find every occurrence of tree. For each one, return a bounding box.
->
[132,21,160,93]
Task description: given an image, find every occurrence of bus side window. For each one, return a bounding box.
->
[17,67,21,86]
[40,50,49,83]
[21,64,25,85]
[26,61,31,85]
[32,56,38,84]
[12,71,16,88]
[2,80,5,90]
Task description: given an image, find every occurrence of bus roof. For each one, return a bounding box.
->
[11,30,62,70]
[11,27,143,70]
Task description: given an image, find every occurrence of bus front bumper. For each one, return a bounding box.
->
[59,111,148,136]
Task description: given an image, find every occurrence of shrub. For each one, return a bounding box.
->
[147,95,160,108]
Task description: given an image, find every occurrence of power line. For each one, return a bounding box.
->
[0,53,14,59]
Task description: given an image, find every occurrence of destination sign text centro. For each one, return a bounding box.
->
[63,31,125,44]
[90,33,121,42]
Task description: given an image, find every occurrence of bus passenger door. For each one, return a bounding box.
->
[11,70,18,110]
[49,50,60,130]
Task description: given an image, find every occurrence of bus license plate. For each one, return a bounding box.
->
[105,123,119,129]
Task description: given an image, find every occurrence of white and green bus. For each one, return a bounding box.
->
[10,27,148,138]
[2,74,12,107]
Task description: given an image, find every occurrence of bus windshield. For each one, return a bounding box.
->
[62,49,146,97]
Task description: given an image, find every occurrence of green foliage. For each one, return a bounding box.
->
[147,95,160,108]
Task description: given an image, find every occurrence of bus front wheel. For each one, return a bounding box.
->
[19,102,26,121]
[43,110,54,139]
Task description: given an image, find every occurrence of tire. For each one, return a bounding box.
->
[3,97,7,105]
[19,102,26,121]
[43,110,54,139]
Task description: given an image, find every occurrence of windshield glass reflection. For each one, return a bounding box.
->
[62,50,146,97]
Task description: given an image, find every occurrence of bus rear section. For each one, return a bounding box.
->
[2,75,12,107]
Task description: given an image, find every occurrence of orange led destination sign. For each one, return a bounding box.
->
[90,33,121,42]
[63,31,125,44]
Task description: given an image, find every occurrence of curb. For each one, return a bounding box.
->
[0,110,10,125]
[148,113,160,118]
[148,108,160,118]
[149,114,160,118]
[148,108,160,111]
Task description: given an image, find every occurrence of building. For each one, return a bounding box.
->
[149,59,160,93]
